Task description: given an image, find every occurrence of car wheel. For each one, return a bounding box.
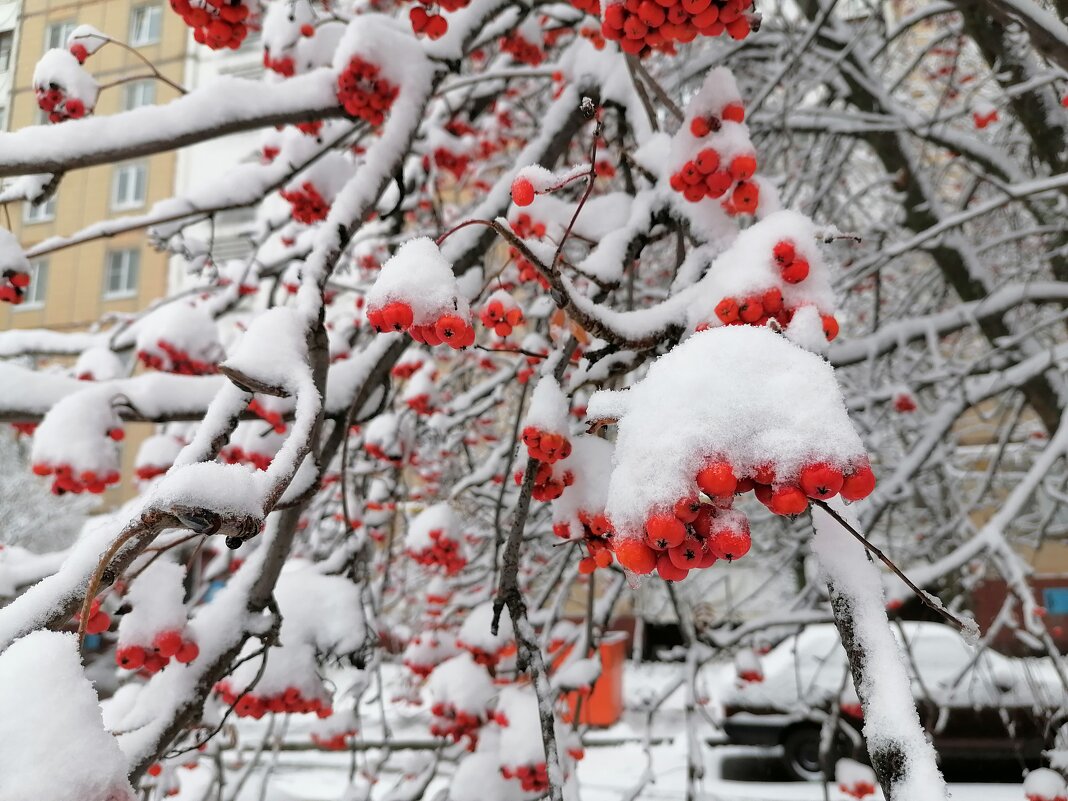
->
[781,725,847,782]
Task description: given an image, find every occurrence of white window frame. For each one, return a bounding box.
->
[111,162,147,210]
[129,5,162,46]
[24,196,56,224]
[122,79,156,111]
[15,260,47,309]
[45,20,75,51]
[103,249,140,299]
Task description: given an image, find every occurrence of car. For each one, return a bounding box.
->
[718,622,1067,781]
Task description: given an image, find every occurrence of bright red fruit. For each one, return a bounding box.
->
[511,176,536,206]
[841,464,876,501]
[614,538,658,574]
[644,514,686,549]
[799,462,844,500]
[696,461,737,497]
[768,485,808,516]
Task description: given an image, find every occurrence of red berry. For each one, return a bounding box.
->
[708,525,751,561]
[822,314,840,341]
[613,539,657,574]
[153,629,184,658]
[772,240,795,265]
[714,298,739,324]
[656,552,688,582]
[781,257,809,284]
[668,536,703,569]
[721,102,745,123]
[690,117,711,137]
[799,462,844,500]
[176,641,200,664]
[728,154,757,181]
[300,23,315,36]
[511,176,536,206]
[841,464,876,502]
[673,497,701,523]
[696,461,736,497]
[768,485,808,516]
[644,513,686,549]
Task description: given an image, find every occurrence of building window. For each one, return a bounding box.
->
[111,162,147,209]
[45,20,76,51]
[129,5,162,46]
[0,31,13,72]
[24,195,56,223]
[104,249,140,298]
[17,260,48,308]
[122,80,156,110]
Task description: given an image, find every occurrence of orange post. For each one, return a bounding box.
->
[560,632,627,727]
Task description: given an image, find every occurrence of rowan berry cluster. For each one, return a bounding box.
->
[310,729,357,750]
[138,340,219,375]
[35,85,88,123]
[81,598,111,635]
[336,56,399,125]
[33,431,124,495]
[116,629,200,673]
[170,0,251,50]
[509,212,546,239]
[480,295,524,337]
[407,528,467,575]
[669,149,757,214]
[0,269,30,304]
[434,147,470,179]
[263,52,295,76]
[248,398,287,433]
[367,300,476,349]
[214,681,333,718]
[500,31,545,65]
[521,426,571,463]
[501,762,550,793]
[597,0,755,56]
[429,702,486,748]
[280,181,331,223]
[517,461,575,501]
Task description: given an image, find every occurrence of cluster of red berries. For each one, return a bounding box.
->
[501,762,550,793]
[310,728,357,750]
[669,150,757,212]
[510,212,546,239]
[429,702,485,748]
[220,443,272,471]
[510,247,549,289]
[613,458,876,580]
[517,461,575,501]
[596,0,754,56]
[433,147,470,179]
[368,300,476,349]
[33,438,124,496]
[480,295,524,337]
[280,181,331,224]
[405,393,434,416]
[973,108,998,129]
[364,442,403,465]
[0,269,30,304]
[263,52,295,76]
[737,667,763,683]
[409,7,448,38]
[500,31,545,65]
[138,340,218,375]
[35,85,87,123]
[80,598,111,635]
[894,393,917,413]
[839,779,877,800]
[116,630,200,673]
[248,398,287,434]
[214,681,333,718]
[408,529,466,575]
[135,464,169,480]
[578,536,614,574]
[613,503,736,581]
[689,101,745,136]
[336,56,399,126]
[171,0,251,49]
[457,639,514,667]
[521,426,571,463]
